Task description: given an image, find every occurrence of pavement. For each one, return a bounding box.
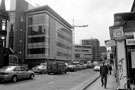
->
[85,72,118,90]
[70,72,100,90]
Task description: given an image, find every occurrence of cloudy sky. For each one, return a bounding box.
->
[3,0,134,46]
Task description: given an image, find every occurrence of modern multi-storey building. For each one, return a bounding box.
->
[100,46,107,58]
[81,39,100,61]
[7,0,72,67]
[74,45,93,63]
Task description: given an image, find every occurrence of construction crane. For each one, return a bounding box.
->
[72,19,88,61]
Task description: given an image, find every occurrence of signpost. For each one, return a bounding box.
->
[111,25,127,89]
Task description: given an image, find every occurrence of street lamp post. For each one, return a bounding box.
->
[72,19,88,61]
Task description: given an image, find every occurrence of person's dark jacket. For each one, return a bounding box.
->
[109,65,112,71]
[100,65,108,76]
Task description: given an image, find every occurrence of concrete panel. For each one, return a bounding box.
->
[49,16,56,59]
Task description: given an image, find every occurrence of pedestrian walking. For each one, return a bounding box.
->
[100,62,108,89]
[109,65,112,75]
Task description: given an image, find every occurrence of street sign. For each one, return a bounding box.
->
[105,40,116,47]
[126,39,135,46]
[113,26,125,40]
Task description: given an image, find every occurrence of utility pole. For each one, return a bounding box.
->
[72,19,88,61]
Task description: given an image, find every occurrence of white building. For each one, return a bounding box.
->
[74,45,93,63]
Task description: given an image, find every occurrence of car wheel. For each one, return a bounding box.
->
[12,76,17,83]
[30,74,34,79]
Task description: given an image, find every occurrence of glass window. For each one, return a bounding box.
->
[2,19,6,30]
[28,27,32,35]
[28,16,33,25]
[38,14,44,24]
[28,25,46,35]
[39,26,42,34]
[75,54,80,58]
[44,14,49,26]
[33,15,38,25]
[14,67,21,71]
[20,67,27,71]
[27,48,45,54]
[28,36,45,43]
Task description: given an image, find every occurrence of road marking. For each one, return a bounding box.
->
[48,82,54,84]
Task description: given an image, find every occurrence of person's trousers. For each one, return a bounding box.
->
[101,75,107,88]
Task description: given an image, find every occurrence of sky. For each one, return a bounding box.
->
[2,0,134,46]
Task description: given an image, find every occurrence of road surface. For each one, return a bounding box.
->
[0,69,99,90]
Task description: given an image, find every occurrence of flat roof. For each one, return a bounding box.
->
[24,5,72,29]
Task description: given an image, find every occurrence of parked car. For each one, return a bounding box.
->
[81,64,87,69]
[93,65,100,71]
[86,61,94,68]
[0,66,35,82]
[47,61,67,74]
[75,64,82,71]
[67,64,76,72]
[32,65,47,74]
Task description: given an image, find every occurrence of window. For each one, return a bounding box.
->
[28,27,32,35]
[28,48,45,54]
[75,54,80,58]
[28,25,46,35]
[39,26,42,34]
[20,67,27,71]
[2,19,6,30]
[28,17,33,25]
[14,67,21,71]
[28,36,45,43]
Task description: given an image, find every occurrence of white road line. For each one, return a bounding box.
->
[48,82,54,84]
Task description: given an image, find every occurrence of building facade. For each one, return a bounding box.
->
[0,0,9,67]
[100,46,107,60]
[8,0,72,67]
[74,45,93,63]
[81,39,100,61]
[108,1,135,88]
[8,11,15,49]
[25,6,72,66]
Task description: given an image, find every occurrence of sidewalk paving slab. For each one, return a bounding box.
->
[70,73,100,90]
[85,74,118,90]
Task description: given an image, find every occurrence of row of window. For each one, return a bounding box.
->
[28,26,48,35]
[57,42,71,49]
[57,33,72,43]
[75,46,92,49]
[75,54,80,58]
[28,36,47,43]
[27,54,48,58]
[28,13,49,25]
[57,51,72,58]
[27,48,46,54]
[56,22,72,35]
[75,49,92,53]
[60,28,72,35]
